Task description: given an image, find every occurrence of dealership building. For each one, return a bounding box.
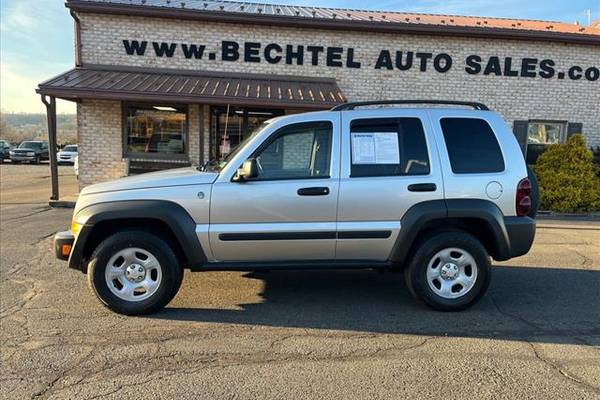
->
[37,0,600,197]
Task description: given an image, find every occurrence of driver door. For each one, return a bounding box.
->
[209,117,340,262]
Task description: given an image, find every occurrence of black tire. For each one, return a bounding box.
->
[405,231,491,311]
[33,156,40,165]
[526,165,539,219]
[87,230,183,315]
[11,160,19,164]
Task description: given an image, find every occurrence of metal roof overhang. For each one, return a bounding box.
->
[37,65,347,109]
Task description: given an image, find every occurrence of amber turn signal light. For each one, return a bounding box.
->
[61,244,72,257]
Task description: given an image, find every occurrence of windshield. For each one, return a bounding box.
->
[200,121,270,172]
[63,145,78,152]
[19,141,42,149]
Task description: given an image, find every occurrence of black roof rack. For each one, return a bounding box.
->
[331,100,490,111]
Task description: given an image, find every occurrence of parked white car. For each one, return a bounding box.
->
[73,155,79,179]
[57,145,78,164]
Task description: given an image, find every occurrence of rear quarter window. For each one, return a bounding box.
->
[440,118,505,174]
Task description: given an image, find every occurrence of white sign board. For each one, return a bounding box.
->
[351,132,400,164]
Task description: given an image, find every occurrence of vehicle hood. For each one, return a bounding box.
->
[81,167,219,195]
[58,151,78,155]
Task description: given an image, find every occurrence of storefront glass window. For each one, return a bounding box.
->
[211,107,284,161]
[125,104,188,157]
[527,122,565,145]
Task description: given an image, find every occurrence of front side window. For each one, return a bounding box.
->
[527,121,565,144]
[253,122,332,180]
[441,118,504,174]
[350,117,430,177]
[124,104,187,157]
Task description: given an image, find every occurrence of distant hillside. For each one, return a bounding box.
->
[0,113,77,145]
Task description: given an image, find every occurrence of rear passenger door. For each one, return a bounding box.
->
[337,109,444,261]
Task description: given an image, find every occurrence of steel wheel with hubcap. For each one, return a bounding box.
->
[405,231,491,311]
[426,248,478,299]
[87,230,183,315]
[105,247,163,302]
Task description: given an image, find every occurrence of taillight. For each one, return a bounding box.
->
[516,178,532,216]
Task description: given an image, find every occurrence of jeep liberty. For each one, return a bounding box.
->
[54,100,537,315]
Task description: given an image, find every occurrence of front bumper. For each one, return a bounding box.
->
[504,216,536,258]
[10,155,36,161]
[54,230,75,261]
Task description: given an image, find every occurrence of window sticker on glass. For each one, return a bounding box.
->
[351,132,400,164]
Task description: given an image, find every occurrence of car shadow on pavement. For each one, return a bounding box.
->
[154,265,600,345]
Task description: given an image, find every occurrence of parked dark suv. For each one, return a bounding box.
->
[10,141,50,164]
[0,140,12,163]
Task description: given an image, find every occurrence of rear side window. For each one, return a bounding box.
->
[350,118,429,177]
[440,118,504,174]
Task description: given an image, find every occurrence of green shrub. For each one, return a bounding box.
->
[534,134,600,213]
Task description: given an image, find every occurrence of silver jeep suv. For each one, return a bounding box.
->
[54,100,537,315]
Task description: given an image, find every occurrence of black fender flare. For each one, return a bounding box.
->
[68,200,206,271]
[389,199,512,265]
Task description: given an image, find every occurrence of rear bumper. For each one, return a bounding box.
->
[54,230,75,261]
[504,216,536,258]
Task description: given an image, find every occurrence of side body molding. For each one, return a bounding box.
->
[389,199,512,265]
[69,200,206,270]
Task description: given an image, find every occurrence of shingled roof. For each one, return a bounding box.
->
[66,0,600,44]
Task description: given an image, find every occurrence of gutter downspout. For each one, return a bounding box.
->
[70,10,82,67]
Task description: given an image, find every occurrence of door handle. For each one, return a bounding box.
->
[407,183,437,192]
[297,187,330,196]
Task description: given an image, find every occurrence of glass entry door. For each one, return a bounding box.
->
[210,106,284,161]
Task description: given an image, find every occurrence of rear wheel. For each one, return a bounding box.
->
[87,231,183,315]
[405,231,491,311]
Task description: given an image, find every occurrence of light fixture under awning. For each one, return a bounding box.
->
[37,65,347,109]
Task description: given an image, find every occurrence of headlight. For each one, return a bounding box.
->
[9,151,15,155]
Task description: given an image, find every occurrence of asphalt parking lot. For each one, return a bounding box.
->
[1,164,599,399]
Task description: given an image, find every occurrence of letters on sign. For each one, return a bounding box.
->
[122,40,600,82]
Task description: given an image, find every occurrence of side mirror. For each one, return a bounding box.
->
[233,158,259,182]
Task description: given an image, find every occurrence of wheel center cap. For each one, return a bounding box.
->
[440,263,459,280]
[125,264,146,282]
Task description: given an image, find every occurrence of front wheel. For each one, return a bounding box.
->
[87,231,183,315]
[404,231,491,311]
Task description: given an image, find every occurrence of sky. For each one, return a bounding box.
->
[1,0,599,114]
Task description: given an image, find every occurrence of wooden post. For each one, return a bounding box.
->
[41,95,59,201]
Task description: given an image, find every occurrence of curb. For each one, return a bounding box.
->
[49,200,76,209]
[537,211,600,222]
[537,223,600,231]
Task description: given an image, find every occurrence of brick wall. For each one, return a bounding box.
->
[77,100,126,188]
[74,12,600,185]
[188,104,201,165]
